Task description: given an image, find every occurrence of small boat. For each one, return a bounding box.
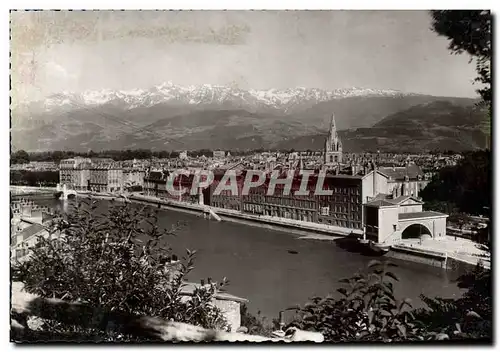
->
[287,250,299,255]
[335,235,363,253]
[368,241,391,255]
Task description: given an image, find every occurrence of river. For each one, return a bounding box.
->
[30,197,464,320]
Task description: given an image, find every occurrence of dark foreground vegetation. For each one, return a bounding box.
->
[421,150,490,217]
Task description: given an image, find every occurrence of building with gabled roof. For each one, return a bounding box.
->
[364,193,447,244]
[378,163,430,198]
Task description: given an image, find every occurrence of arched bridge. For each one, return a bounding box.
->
[55,184,77,200]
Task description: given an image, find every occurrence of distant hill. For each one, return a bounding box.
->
[276,101,488,153]
[373,100,484,129]
[286,95,478,130]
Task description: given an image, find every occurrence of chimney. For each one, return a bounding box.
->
[372,161,377,195]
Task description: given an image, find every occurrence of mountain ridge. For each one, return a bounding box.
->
[10,83,482,153]
[14,82,419,116]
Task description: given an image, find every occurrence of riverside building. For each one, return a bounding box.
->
[59,158,124,192]
[142,111,447,243]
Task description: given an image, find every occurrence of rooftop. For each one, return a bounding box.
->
[365,199,399,208]
[398,211,447,220]
[180,282,248,303]
[390,195,423,205]
[378,164,424,181]
[16,223,46,242]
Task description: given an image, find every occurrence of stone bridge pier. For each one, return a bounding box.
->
[56,184,77,200]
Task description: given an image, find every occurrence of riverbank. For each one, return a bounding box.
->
[10,186,468,318]
[393,238,490,270]
[12,186,485,271]
[78,192,357,239]
[75,191,491,271]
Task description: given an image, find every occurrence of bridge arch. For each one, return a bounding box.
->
[401,223,432,240]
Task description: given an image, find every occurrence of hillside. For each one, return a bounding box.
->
[276,101,488,152]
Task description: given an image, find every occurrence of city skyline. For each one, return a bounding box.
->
[11,10,479,105]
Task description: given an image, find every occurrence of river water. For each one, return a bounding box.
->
[31,197,464,320]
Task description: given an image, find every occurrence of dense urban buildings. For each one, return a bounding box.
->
[213,150,226,159]
[129,112,444,242]
[45,110,451,243]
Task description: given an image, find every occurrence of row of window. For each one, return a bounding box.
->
[209,194,362,213]
[247,186,360,196]
[244,195,317,209]
[320,206,361,220]
[242,204,316,221]
[211,201,241,211]
[318,204,361,213]
[318,195,361,204]
[317,217,362,229]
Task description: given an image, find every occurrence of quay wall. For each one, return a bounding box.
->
[127,195,355,238]
[446,255,483,271]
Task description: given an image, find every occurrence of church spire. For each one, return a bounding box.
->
[329,113,337,135]
[324,112,343,165]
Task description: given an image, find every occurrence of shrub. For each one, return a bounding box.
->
[288,260,492,342]
[239,304,278,337]
[12,198,229,341]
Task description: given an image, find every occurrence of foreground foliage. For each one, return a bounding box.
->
[12,199,229,341]
[288,261,491,342]
[430,10,491,144]
[421,150,490,217]
[11,199,491,342]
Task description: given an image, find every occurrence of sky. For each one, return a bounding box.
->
[11,10,479,103]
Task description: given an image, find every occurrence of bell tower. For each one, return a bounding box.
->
[324,113,343,166]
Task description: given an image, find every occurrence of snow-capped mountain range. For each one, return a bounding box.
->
[11,81,481,153]
[19,82,414,114]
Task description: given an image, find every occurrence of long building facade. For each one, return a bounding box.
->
[205,169,387,232]
[59,158,124,192]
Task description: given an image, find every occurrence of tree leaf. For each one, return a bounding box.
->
[337,288,348,297]
[367,310,374,324]
[368,260,382,268]
[466,310,483,320]
[385,271,399,282]
[380,309,392,317]
[435,333,449,340]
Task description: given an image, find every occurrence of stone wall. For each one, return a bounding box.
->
[387,245,447,269]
